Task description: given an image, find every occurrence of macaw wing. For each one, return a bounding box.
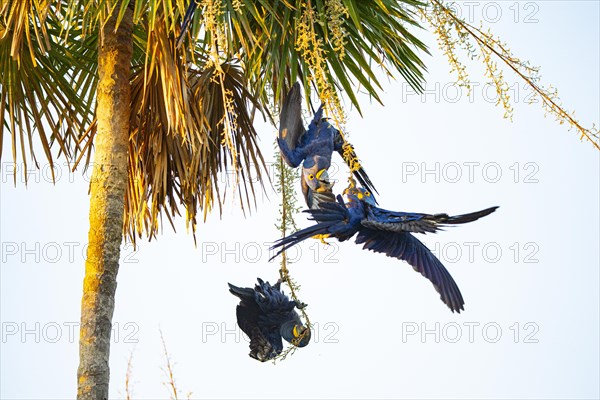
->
[253,278,296,314]
[355,229,465,312]
[270,196,353,259]
[279,83,306,167]
[363,208,446,234]
[308,189,337,210]
[363,206,499,234]
[302,176,337,209]
[228,283,279,361]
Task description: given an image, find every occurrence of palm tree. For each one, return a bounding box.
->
[1,0,427,397]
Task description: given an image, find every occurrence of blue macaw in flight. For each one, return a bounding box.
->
[271,188,498,313]
[278,82,377,209]
[229,278,311,361]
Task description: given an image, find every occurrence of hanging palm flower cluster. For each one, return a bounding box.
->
[421,0,599,149]
[121,0,430,243]
[113,0,429,243]
[1,0,429,243]
[3,0,598,244]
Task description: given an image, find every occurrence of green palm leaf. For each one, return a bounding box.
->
[177,0,428,112]
[0,0,95,182]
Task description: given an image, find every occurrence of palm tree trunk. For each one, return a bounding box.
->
[77,5,133,399]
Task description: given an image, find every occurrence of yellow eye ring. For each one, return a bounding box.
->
[308,174,315,180]
[364,191,370,196]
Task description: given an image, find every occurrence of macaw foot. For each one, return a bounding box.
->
[295,300,308,309]
[343,175,358,195]
[312,233,331,245]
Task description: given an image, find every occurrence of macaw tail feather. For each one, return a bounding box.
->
[354,166,378,196]
[335,143,378,197]
[269,221,338,260]
[440,206,499,225]
[270,197,349,261]
[228,283,255,301]
[176,1,198,47]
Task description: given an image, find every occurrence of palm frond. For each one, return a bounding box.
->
[177,0,428,114]
[0,0,95,183]
[124,13,267,242]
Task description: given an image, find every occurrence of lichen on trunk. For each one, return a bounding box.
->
[77,4,133,399]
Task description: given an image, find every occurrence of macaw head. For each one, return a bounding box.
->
[303,168,332,193]
[353,187,377,206]
[280,320,311,347]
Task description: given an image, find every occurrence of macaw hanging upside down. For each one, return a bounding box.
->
[278,82,377,209]
[271,187,498,313]
[229,278,311,361]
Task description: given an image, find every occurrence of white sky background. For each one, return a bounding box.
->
[1,1,599,399]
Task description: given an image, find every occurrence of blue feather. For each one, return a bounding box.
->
[270,188,498,313]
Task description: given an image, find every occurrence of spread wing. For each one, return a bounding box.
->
[270,196,356,259]
[279,83,306,167]
[355,229,465,312]
[362,206,498,234]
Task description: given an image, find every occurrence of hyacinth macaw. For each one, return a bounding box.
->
[228,278,311,361]
[270,188,498,312]
[278,82,377,209]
